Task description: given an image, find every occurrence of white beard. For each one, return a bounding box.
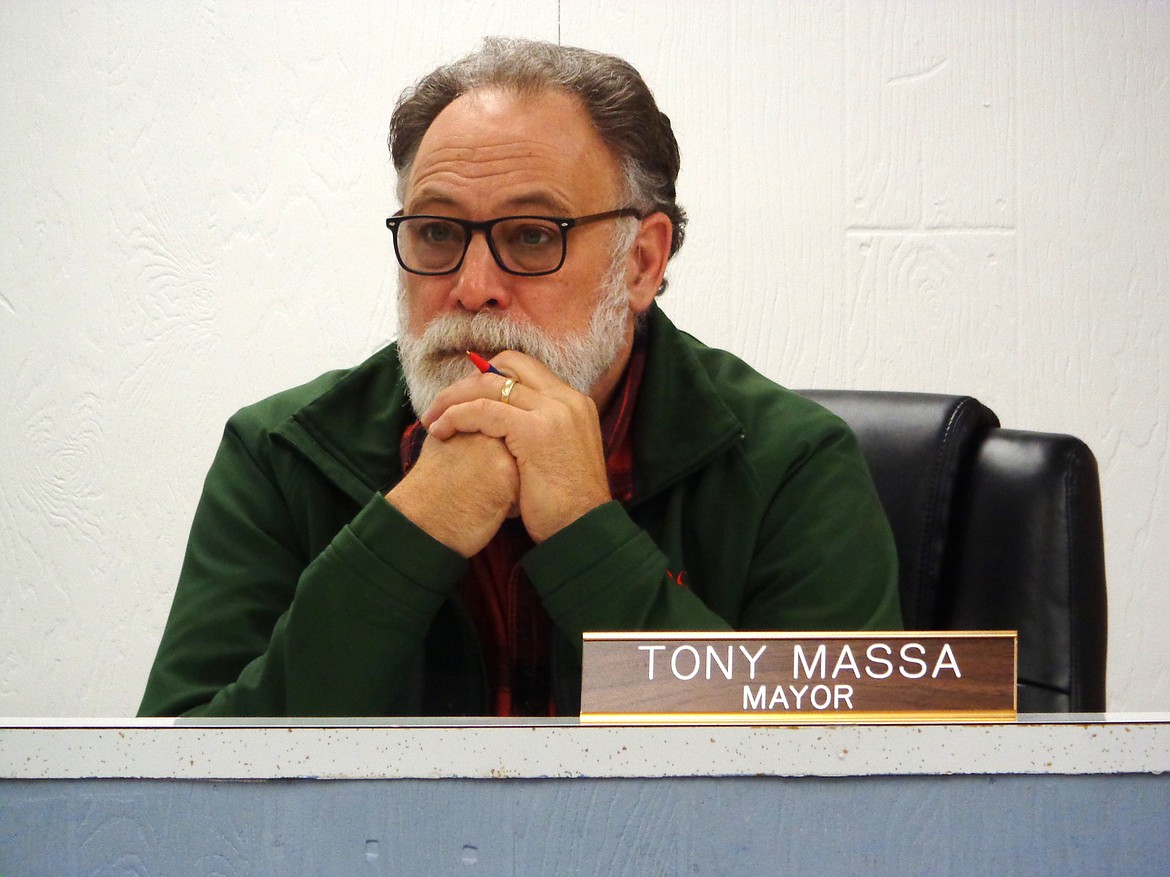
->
[396,267,632,417]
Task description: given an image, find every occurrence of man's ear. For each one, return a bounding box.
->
[625,212,673,312]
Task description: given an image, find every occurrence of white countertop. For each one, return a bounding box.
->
[2,713,1168,780]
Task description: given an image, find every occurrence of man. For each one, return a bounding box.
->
[139,38,900,718]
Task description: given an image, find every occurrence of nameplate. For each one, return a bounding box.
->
[579,631,1017,724]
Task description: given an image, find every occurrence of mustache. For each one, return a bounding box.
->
[408,311,561,363]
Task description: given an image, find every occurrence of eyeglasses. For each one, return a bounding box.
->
[384,208,642,276]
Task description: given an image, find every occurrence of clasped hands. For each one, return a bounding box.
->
[386,351,611,558]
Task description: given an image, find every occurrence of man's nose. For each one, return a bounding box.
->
[450,232,512,312]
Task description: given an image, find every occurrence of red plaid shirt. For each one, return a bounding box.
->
[399,342,645,716]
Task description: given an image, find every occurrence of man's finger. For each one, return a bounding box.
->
[422,372,536,428]
[427,396,524,441]
[489,350,587,402]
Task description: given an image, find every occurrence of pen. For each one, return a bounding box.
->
[467,350,504,376]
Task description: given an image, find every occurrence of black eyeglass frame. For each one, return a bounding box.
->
[384,208,643,276]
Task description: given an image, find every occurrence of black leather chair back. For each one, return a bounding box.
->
[799,390,1107,712]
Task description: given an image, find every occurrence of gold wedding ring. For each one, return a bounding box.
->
[499,377,517,405]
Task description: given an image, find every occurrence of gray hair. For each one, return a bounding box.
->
[388,37,687,294]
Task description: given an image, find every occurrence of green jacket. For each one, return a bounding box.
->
[139,306,900,716]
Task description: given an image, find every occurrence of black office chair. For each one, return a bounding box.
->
[798,391,1108,712]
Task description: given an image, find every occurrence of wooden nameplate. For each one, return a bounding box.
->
[580,631,1017,724]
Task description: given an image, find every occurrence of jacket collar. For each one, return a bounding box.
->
[272,344,414,504]
[628,305,743,505]
[272,305,743,508]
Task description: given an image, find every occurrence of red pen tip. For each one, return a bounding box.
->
[467,351,500,374]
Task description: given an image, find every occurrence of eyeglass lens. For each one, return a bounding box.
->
[396,217,565,275]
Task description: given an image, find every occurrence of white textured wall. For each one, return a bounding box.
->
[2,1,1167,715]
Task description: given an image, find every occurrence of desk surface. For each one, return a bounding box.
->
[2,712,1168,779]
[3,715,1169,876]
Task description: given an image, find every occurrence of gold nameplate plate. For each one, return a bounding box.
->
[580,631,1017,724]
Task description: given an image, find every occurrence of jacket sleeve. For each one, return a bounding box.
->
[521,501,733,651]
[521,420,901,653]
[137,423,467,717]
